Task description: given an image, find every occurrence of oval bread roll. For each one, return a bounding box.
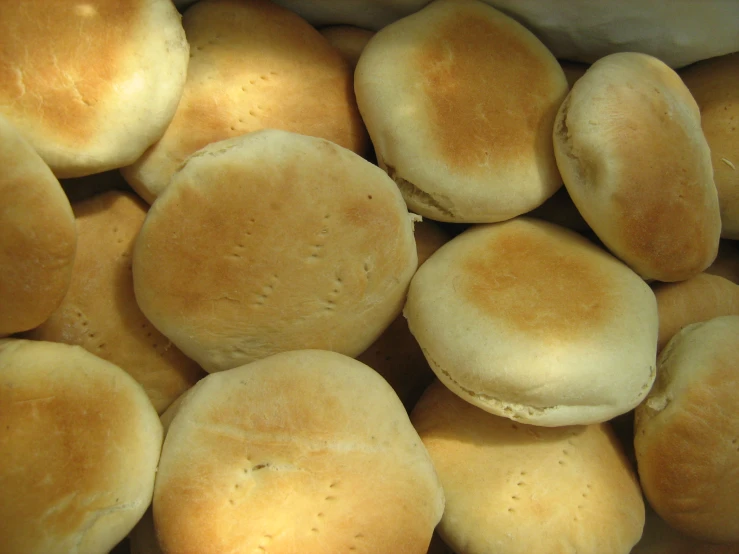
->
[133,130,417,373]
[412,380,645,554]
[0,339,162,554]
[405,217,658,426]
[553,52,721,282]
[0,114,76,337]
[153,350,445,554]
[355,0,568,223]
[0,0,188,178]
[635,316,739,544]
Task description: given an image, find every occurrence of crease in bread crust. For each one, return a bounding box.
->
[382,160,456,219]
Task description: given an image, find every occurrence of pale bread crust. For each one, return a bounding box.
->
[553,52,721,282]
[133,130,417,373]
[635,316,739,543]
[0,0,188,178]
[0,339,162,554]
[122,0,369,203]
[320,25,375,68]
[355,0,568,223]
[0,115,76,336]
[357,219,450,410]
[680,53,739,239]
[153,350,444,554]
[404,217,658,426]
[23,191,204,413]
[653,273,739,352]
[412,381,645,554]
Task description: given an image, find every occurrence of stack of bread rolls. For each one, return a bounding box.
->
[1,0,737,553]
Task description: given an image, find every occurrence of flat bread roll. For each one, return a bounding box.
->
[133,130,417,373]
[153,350,445,554]
[23,191,205,413]
[0,115,76,337]
[357,219,450,410]
[122,0,368,204]
[0,339,162,554]
[355,0,568,223]
[635,316,739,544]
[680,53,739,239]
[412,381,645,554]
[320,25,375,68]
[631,503,739,554]
[653,273,739,352]
[554,52,721,282]
[405,217,658,426]
[0,0,188,178]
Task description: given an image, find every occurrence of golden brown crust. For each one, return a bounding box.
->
[0,115,76,336]
[635,316,739,543]
[0,339,162,554]
[153,350,444,554]
[404,217,658,426]
[123,0,368,203]
[653,273,739,352]
[355,0,568,223]
[0,0,188,177]
[412,380,645,554]
[680,52,739,239]
[133,130,417,373]
[554,52,721,282]
[23,191,204,413]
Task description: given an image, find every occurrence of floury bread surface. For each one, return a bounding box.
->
[133,130,417,373]
[153,350,444,554]
[553,52,721,282]
[404,218,658,426]
[0,340,162,554]
[355,0,568,223]
[0,0,188,178]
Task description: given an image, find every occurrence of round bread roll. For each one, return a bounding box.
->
[122,0,368,204]
[412,380,645,554]
[632,503,739,554]
[355,0,568,223]
[0,0,188,178]
[680,52,739,239]
[405,217,658,427]
[0,114,76,337]
[23,191,205,413]
[357,219,450,410]
[320,25,375,68]
[482,0,739,69]
[653,273,739,352]
[133,130,417,373]
[635,315,739,543]
[154,350,445,554]
[272,0,430,30]
[553,52,721,282]
[0,339,162,554]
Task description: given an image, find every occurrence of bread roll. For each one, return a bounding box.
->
[0,114,76,337]
[653,273,739,352]
[133,130,417,373]
[554,52,721,282]
[680,52,739,239]
[320,25,375,67]
[0,0,188,178]
[405,217,658,426]
[355,0,568,223]
[122,0,368,203]
[0,339,162,554]
[412,381,645,554]
[635,315,739,543]
[357,219,450,410]
[154,350,444,554]
[23,191,205,413]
